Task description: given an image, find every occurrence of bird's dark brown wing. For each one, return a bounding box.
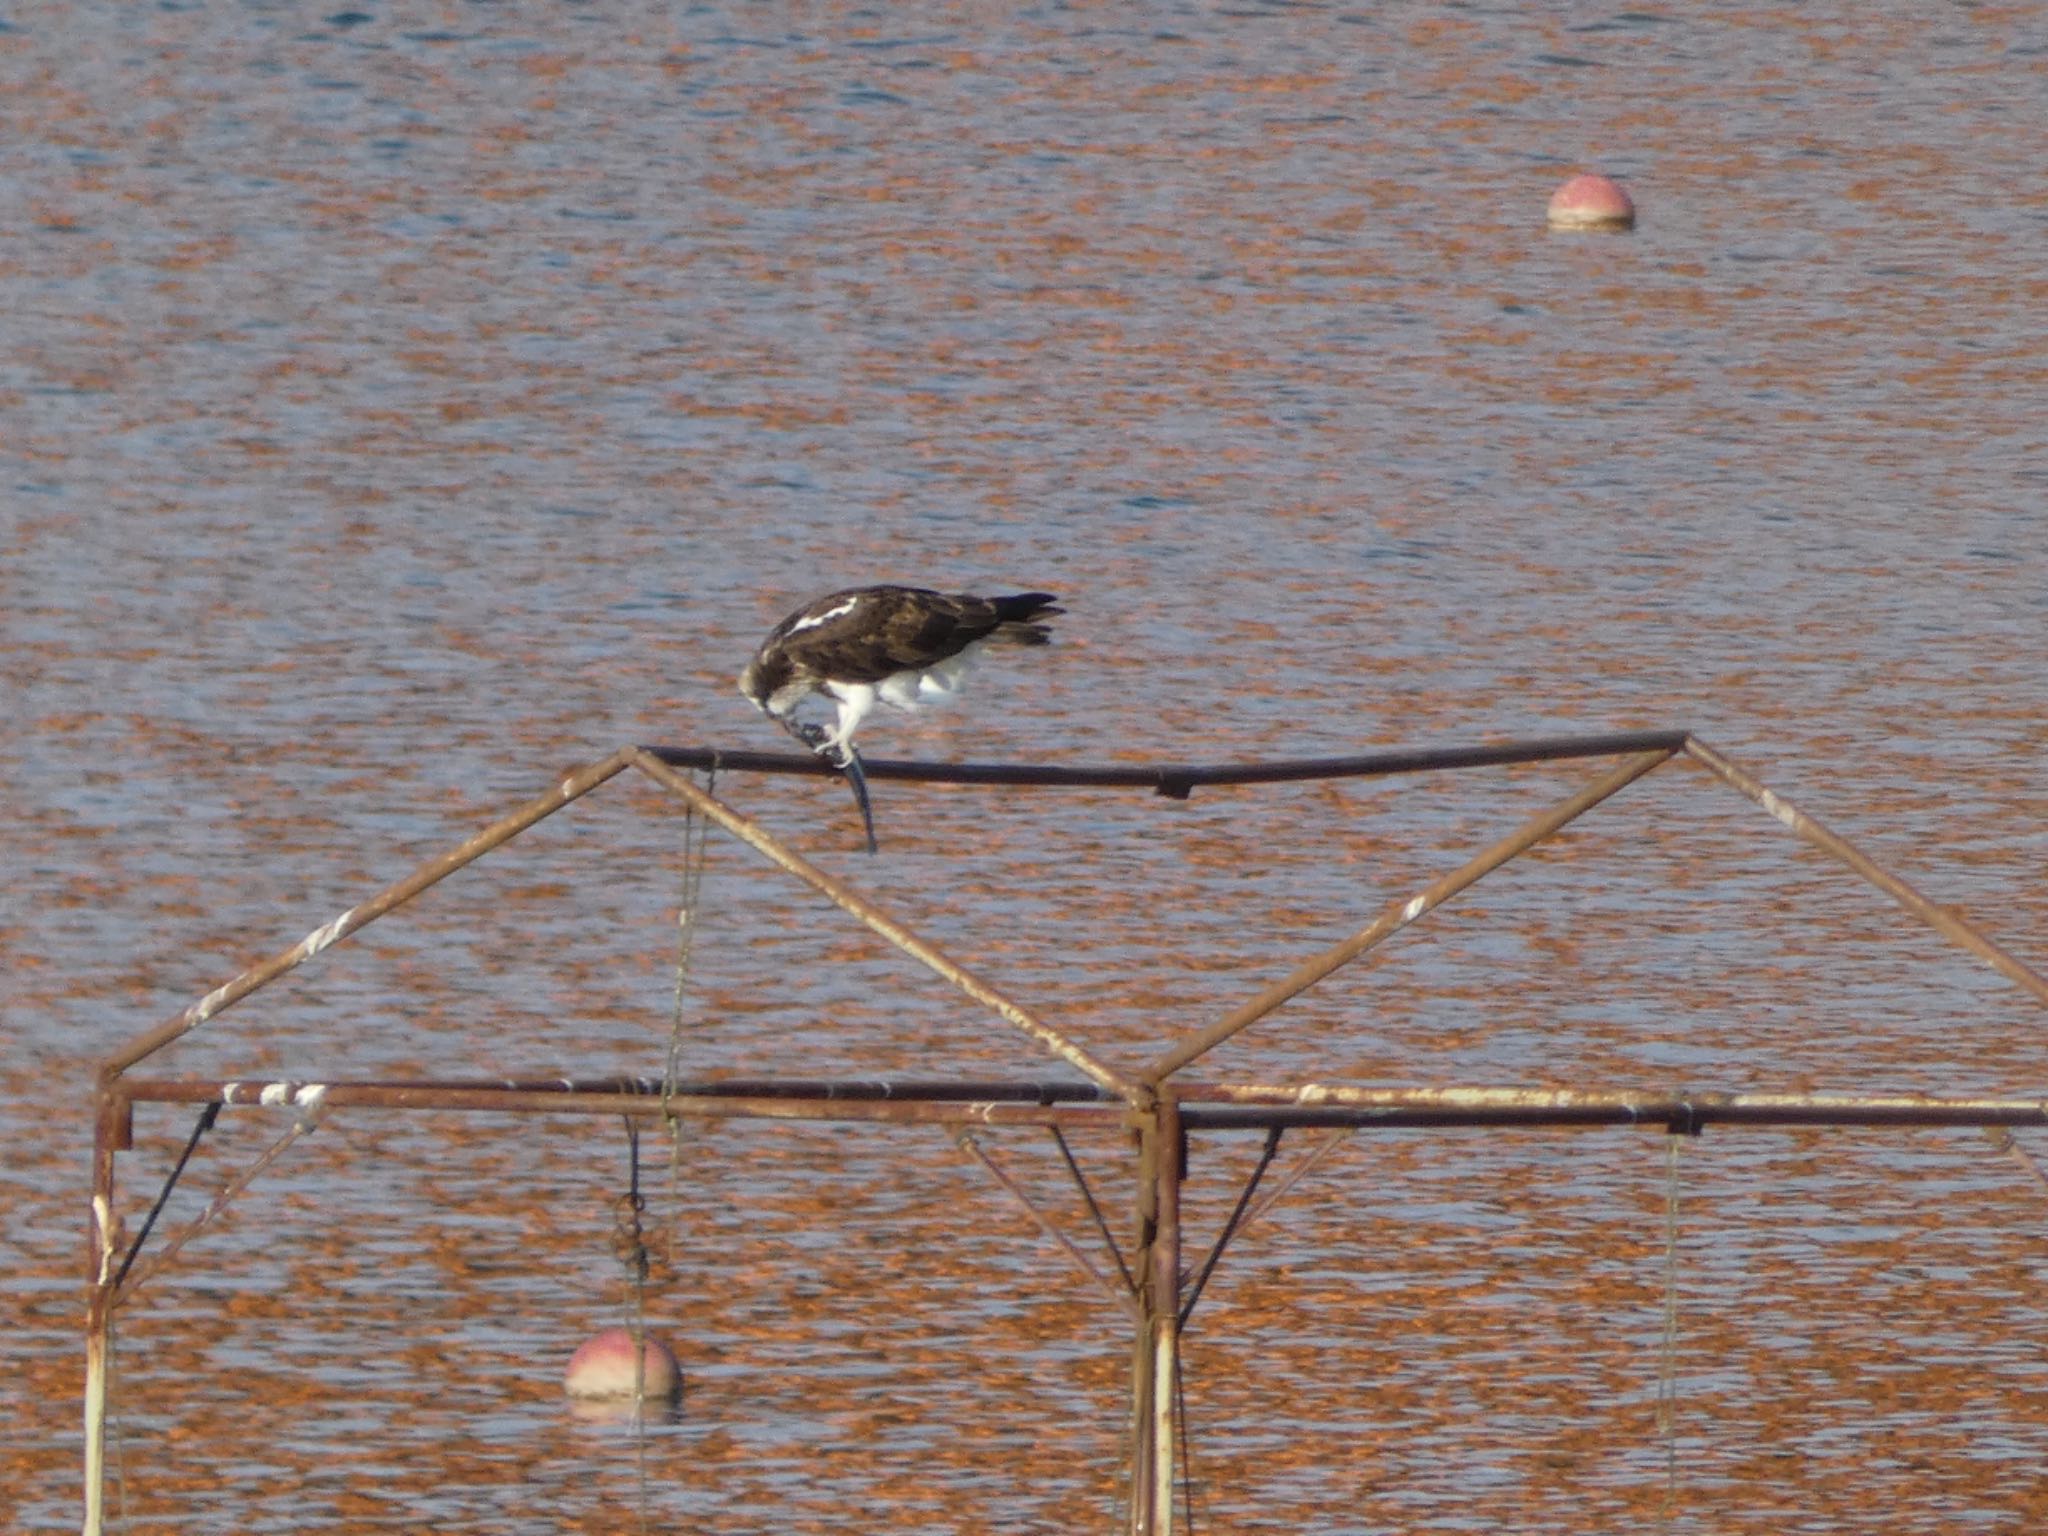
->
[764,587,950,684]
[874,591,1006,671]
[766,585,1058,685]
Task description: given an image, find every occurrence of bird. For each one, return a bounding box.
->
[739,584,1063,764]
[739,585,1063,850]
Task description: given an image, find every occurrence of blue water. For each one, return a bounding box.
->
[7,3,2048,1531]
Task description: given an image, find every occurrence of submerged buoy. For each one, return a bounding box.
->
[564,1327,682,1402]
[1546,172,1636,230]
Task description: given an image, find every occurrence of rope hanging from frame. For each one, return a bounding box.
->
[662,764,714,1113]
[612,1116,656,1534]
[663,760,714,1260]
[602,762,717,1531]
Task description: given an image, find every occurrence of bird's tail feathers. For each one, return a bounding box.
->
[989,591,1062,646]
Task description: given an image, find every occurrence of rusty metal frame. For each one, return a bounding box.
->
[81,731,2048,1536]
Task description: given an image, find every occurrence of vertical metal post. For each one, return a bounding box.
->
[82,1082,127,1536]
[1126,1107,1157,1536]
[1126,1097,1182,1536]
[1152,1099,1182,1536]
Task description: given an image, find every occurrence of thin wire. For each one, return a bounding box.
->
[1984,1126,2048,1197]
[112,1103,220,1292]
[1179,1127,1283,1331]
[1048,1126,1135,1295]
[664,765,713,1268]
[1175,1345,1200,1534]
[663,763,714,1116]
[1658,1132,1683,1530]
[116,1100,331,1302]
[1237,1128,1353,1236]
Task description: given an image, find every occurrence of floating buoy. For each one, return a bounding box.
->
[564,1327,682,1402]
[1546,173,1636,231]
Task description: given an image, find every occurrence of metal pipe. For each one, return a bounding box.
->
[113,1077,1137,1129]
[108,1075,2048,1131]
[1149,1098,1182,1536]
[120,1075,1122,1106]
[645,729,1693,795]
[1683,737,2048,1008]
[103,747,638,1078]
[1127,1106,1161,1536]
[82,1087,121,1536]
[1125,1095,1188,1536]
[1176,1083,2048,1130]
[629,748,1143,1101]
[1147,746,1678,1081]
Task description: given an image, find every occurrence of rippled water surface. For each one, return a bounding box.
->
[7,2,2048,1532]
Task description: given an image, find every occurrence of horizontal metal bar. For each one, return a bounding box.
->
[110,1077,2048,1133]
[120,1076,1122,1107]
[114,1078,1134,1129]
[643,730,1694,797]
[1176,1084,2048,1131]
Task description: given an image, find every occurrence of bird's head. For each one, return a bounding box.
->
[737,652,789,713]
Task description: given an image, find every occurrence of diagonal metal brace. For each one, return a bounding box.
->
[1178,1127,1284,1330]
[1050,1125,1135,1297]
[1685,737,2048,1007]
[111,1103,221,1292]
[955,1130,1139,1317]
[1238,1128,1356,1235]
[630,748,1143,1101]
[1149,746,1676,1080]
[114,1091,333,1307]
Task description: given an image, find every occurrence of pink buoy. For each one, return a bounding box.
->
[1546,173,1636,230]
[564,1327,682,1402]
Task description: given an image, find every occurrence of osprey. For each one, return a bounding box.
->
[739,584,1063,849]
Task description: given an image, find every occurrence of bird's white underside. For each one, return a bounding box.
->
[765,639,992,756]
